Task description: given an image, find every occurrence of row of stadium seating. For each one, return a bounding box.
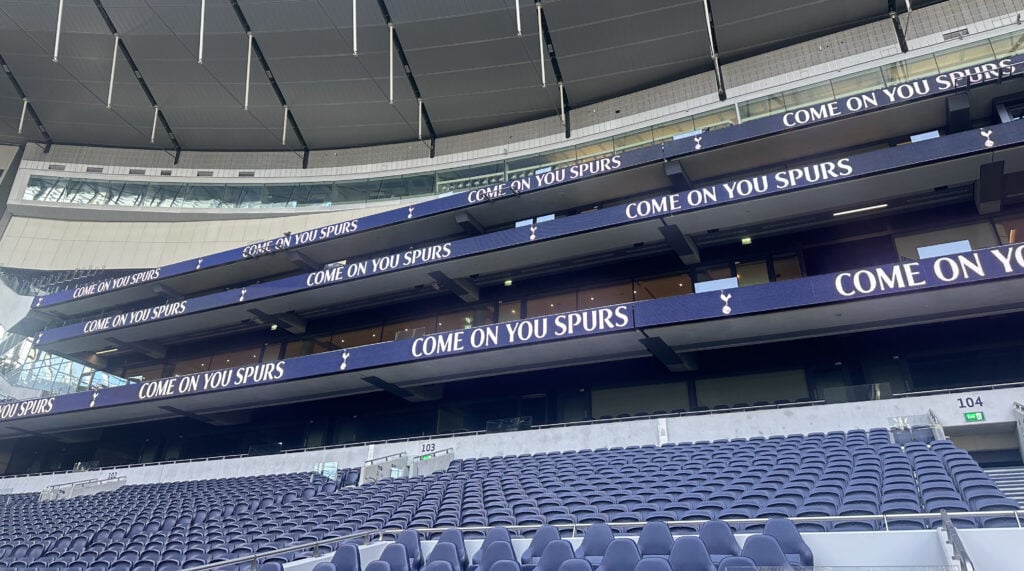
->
[0,430,1018,569]
[309,520,811,571]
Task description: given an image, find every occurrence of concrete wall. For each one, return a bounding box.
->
[1,385,1021,495]
[285,529,960,570]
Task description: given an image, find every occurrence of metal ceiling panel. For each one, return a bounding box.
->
[713,0,889,60]
[0,0,953,151]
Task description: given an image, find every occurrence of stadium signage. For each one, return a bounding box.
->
[37,119,1024,347]
[409,305,632,358]
[32,55,1023,311]
[7,244,1024,424]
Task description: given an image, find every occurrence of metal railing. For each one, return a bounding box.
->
[940,511,976,571]
[182,511,1023,571]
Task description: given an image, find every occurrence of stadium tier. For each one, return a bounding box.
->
[3,1,1024,569]
[0,430,1020,569]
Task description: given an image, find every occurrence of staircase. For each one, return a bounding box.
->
[985,467,1024,507]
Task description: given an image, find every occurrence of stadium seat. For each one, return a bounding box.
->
[574,524,615,567]
[667,537,715,571]
[397,530,424,571]
[762,519,813,567]
[474,539,518,571]
[472,527,513,567]
[520,525,560,566]
[381,544,412,571]
[437,528,469,570]
[526,540,575,571]
[312,543,362,571]
[696,521,740,565]
[637,522,673,559]
[594,539,640,571]
[738,536,792,570]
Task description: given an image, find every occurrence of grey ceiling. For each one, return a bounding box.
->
[0,0,928,152]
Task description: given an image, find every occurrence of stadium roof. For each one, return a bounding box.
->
[0,0,926,153]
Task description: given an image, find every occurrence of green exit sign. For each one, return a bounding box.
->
[964,412,986,422]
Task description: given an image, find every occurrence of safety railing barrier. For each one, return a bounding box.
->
[940,511,976,571]
[183,511,1023,571]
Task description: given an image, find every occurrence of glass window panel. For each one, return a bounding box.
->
[382,317,436,342]
[92,181,121,204]
[174,356,212,376]
[217,185,244,208]
[933,42,997,73]
[333,180,377,204]
[209,347,261,370]
[435,307,493,333]
[772,254,803,282]
[145,184,185,208]
[185,184,222,208]
[783,81,836,109]
[990,33,1024,58]
[238,185,263,208]
[311,335,336,354]
[304,183,333,206]
[289,185,312,206]
[575,138,615,162]
[830,68,885,100]
[736,260,770,286]
[579,282,633,309]
[613,129,653,153]
[738,95,785,122]
[123,364,165,382]
[262,185,295,208]
[283,341,306,359]
[881,54,938,85]
[498,300,521,323]
[693,107,737,131]
[995,216,1024,244]
[526,291,578,318]
[67,180,100,204]
[331,326,382,349]
[508,149,576,176]
[695,264,733,283]
[114,182,146,206]
[377,177,411,200]
[652,118,696,142]
[406,174,436,198]
[895,223,998,261]
[634,274,694,300]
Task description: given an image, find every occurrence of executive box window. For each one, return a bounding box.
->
[123,364,165,382]
[736,261,770,287]
[696,369,809,409]
[332,327,381,349]
[526,291,578,318]
[435,308,494,333]
[209,347,261,370]
[383,317,435,341]
[894,222,999,261]
[498,300,520,323]
[634,273,694,300]
[578,283,634,309]
[996,216,1024,244]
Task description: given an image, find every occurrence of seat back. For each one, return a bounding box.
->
[595,539,640,571]
[697,521,740,559]
[763,518,813,567]
[739,536,791,568]
[637,521,673,557]
[668,537,715,571]
[521,525,560,563]
[575,523,614,558]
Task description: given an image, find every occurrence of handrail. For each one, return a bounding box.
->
[182,511,1023,571]
[364,452,407,465]
[940,510,976,571]
[892,381,1024,398]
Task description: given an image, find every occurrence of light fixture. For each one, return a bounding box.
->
[270,324,278,331]
[832,203,888,217]
[504,279,513,286]
[741,236,752,245]
[95,348,118,355]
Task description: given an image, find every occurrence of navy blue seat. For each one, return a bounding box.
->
[472,528,513,567]
[437,528,469,571]
[716,556,757,570]
[313,543,362,571]
[667,537,715,571]
[475,540,517,571]
[762,519,813,567]
[489,561,521,571]
[528,540,574,571]
[424,561,455,571]
[697,521,739,566]
[367,561,393,571]
[637,522,673,559]
[428,541,464,571]
[574,524,614,567]
[521,526,560,566]
[397,530,424,571]
[381,543,412,571]
[634,557,672,571]
[738,536,792,570]
[557,560,593,571]
[594,539,639,571]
